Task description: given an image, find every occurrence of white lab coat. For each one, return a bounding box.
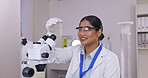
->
[48,44,120,78]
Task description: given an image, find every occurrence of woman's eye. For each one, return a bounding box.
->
[84,27,90,31]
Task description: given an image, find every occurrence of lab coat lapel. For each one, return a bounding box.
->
[92,56,103,70]
[92,47,106,70]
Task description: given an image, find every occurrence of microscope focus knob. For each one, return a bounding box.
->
[49,34,56,41]
[22,67,35,77]
[41,53,49,58]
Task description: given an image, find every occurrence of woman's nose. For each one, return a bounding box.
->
[79,31,85,35]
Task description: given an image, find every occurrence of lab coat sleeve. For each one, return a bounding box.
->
[104,52,120,78]
[47,45,80,64]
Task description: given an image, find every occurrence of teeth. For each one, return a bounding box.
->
[81,38,87,39]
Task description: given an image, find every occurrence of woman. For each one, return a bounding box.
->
[47,15,120,78]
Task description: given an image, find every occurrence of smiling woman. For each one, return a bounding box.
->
[71,15,120,78]
[43,15,120,78]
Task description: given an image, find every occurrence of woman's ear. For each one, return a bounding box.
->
[97,29,102,37]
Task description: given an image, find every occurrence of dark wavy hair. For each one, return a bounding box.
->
[79,15,104,41]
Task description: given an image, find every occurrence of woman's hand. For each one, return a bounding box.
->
[46,17,62,36]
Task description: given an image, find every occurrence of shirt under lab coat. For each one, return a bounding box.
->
[73,44,100,78]
[48,44,120,78]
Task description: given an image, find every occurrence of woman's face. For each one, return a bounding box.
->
[78,20,101,46]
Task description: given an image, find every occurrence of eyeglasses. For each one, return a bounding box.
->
[76,26,99,32]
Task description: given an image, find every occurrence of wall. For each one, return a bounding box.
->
[0,0,21,78]
[33,0,50,41]
[21,0,34,41]
[49,0,137,78]
[21,0,50,41]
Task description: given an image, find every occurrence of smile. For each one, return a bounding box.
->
[80,37,88,41]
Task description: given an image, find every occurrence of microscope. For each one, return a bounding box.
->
[21,34,56,78]
[21,17,62,78]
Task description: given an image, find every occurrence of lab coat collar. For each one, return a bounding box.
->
[78,43,107,70]
[80,44,100,59]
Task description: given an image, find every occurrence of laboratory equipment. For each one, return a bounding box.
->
[118,21,133,78]
[102,33,112,51]
[21,34,56,78]
[21,17,62,78]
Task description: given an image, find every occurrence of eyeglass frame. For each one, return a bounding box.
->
[76,26,99,32]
